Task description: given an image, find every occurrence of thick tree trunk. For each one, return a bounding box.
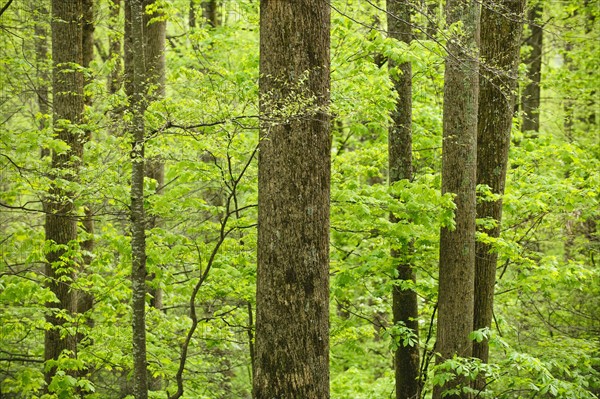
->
[473,0,524,371]
[434,0,479,398]
[45,0,84,388]
[521,4,543,135]
[387,1,420,398]
[127,0,149,398]
[254,1,331,398]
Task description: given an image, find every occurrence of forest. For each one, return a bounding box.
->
[0,0,598,398]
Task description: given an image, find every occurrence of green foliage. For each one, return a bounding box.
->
[0,0,598,398]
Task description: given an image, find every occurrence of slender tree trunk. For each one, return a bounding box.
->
[142,0,166,319]
[434,0,479,398]
[34,2,50,157]
[387,1,420,398]
[108,0,122,95]
[127,0,149,397]
[75,6,95,386]
[521,3,543,135]
[44,0,84,388]
[254,1,331,398]
[124,1,133,99]
[142,15,166,393]
[473,0,524,371]
[77,0,95,318]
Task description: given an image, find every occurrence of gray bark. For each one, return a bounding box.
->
[473,0,524,371]
[434,0,480,397]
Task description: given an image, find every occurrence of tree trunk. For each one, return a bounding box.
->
[387,1,421,398]
[127,0,149,398]
[473,0,524,371]
[254,1,331,398]
[78,0,95,316]
[521,3,543,135]
[44,0,84,387]
[34,1,50,158]
[189,0,196,28]
[201,0,219,27]
[142,0,166,318]
[434,0,479,398]
[108,0,122,96]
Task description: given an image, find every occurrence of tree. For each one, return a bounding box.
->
[473,0,525,369]
[386,1,420,398]
[521,2,543,135]
[33,1,49,143]
[434,0,479,397]
[44,0,84,388]
[143,0,166,313]
[77,0,95,326]
[142,0,166,390]
[253,1,331,398]
[126,0,149,397]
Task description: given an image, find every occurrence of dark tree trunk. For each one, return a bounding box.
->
[124,1,133,99]
[34,2,50,159]
[254,1,331,398]
[108,0,122,95]
[78,0,95,316]
[434,0,480,398]
[201,0,218,27]
[34,2,49,135]
[75,6,95,386]
[45,0,84,387]
[521,4,543,135]
[387,1,420,398]
[473,0,525,372]
[127,0,149,397]
[189,0,196,28]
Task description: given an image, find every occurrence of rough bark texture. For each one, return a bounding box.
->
[45,0,84,387]
[387,1,420,398]
[127,0,149,397]
[473,0,524,369]
[434,0,479,398]
[521,4,543,135]
[254,1,331,398]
